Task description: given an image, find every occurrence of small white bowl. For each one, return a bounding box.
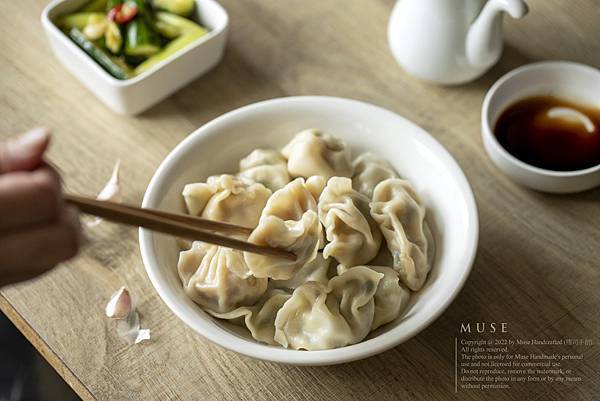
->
[482,61,600,193]
[139,96,479,365]
[41,0,228,115]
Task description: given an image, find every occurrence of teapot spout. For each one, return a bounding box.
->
[466,0,528,68]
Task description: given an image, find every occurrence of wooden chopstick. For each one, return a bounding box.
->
[64,194,295,260]
[109,201,253,236]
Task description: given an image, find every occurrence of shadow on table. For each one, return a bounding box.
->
[455,41,532,95]
[528,185,600,204]
[0,313,80,401]
[284,203,590,399]
[137,44,284,123]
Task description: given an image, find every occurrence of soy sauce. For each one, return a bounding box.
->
[494,95,600,171]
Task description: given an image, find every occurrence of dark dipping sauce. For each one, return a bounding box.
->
[494,95,600,171]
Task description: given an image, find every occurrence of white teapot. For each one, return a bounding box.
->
[388,0,528,85]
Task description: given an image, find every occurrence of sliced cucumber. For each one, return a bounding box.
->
[154,19,180,39]
[105,21,123,54]
[153,0,195,17]
[81,0,108,12]
[110,56,133,72]
[133,27,207,75]
[125,17,161,57]
[154,11,206,36]
[56,12,104,31]
[69,27,130,79]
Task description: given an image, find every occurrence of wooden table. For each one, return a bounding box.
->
[1,1,599,400]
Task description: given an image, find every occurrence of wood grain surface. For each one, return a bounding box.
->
[1,1,599,400]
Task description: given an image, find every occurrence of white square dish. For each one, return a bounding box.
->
[41,0,228,115]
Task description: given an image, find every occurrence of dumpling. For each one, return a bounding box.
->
[369,242,394,267]
[181,182,215,216]
[273,266,382,350]
[318,177,381,266]
[351,152,398,198]
[305,175,327,250]
[368,266,411,330]
[239,165,289,193]
[178,242,267,313]
[269,252,331,290]
[326,266,382,342]
[238,149,290,191]
[274,282,336,350]
[239,148,286,170]
[208,289,292,345]
[424,222,436,266]
[182,174,271,228]
[244,178,320,280]
[281,129,352,179]
[335,264,410,331]
[305,175,326,201]
[370,178,431,291]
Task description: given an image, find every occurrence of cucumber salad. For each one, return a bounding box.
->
[57,0,209,79]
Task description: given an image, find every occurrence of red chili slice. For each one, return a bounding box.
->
[107,2,138,24]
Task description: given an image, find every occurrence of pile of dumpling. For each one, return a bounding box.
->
[177,129,434,350]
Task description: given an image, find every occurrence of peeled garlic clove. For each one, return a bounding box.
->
[97,160,121,202]
[105,286,132,319]
[87,160,121,227]
[133,329,151,344]
[83,14,108,40]
[115,304,151,344]
[105,21,122,54]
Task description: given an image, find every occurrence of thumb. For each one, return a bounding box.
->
[0,127,51,174]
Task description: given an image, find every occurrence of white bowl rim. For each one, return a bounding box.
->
[40,0,229,86]
[139,96,479,365]
[481,60,600,178]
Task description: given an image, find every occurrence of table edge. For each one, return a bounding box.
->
[0,291,96,401]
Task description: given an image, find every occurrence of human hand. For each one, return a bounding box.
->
[0,128,82,287]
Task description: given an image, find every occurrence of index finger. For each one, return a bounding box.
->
[0,166,63,231]
[0,128,50,174]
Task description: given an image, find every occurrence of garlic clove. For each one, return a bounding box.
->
[87,160,121,227]
[107,286,151,344]
[105,286,132,319]
[133,329,151,344]
[115,307,151,344]
[97,160,121,202]
[83,14,108,41]
[105,21,122,54]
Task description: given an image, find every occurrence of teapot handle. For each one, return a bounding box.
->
[466,0,529,67]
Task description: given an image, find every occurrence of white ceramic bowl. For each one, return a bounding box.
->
[482,61,600,193]
[139,96,479,365]
[41,0,228,115]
